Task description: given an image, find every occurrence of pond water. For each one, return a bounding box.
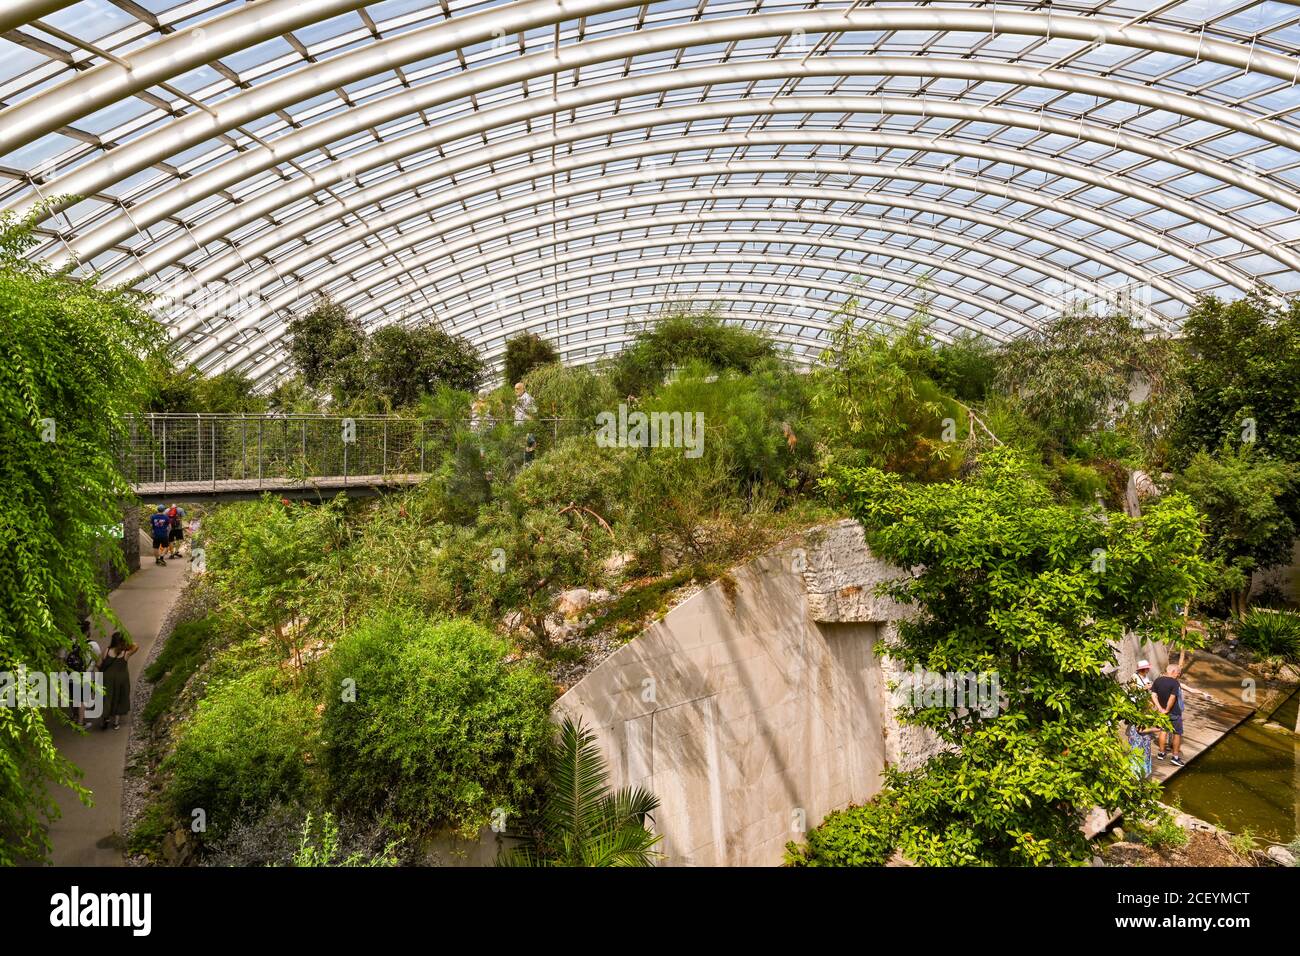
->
[1162,687,1300,845]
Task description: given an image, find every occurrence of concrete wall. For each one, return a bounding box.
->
[554,520,915,866]
[554,518,1175,866]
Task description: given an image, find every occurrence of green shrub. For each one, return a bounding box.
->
[289,812,400,867]
[438,503,606,646]
[922,333,999,403]
[523,362,618,425]
[1131,811,1189,850]
[642,359,815,490]
[1236,608,1300,663]
[1054,457,1108,504]
[503,332,559,386]
[1228,827,1259,857]
[508,434,631,521]
[0,212,157,863]
[611,310,777,397]
[141,614,225,726]
[785,798,899,867]
[811,319,965,481]
[322,612,553,836]
[161,668,319,842]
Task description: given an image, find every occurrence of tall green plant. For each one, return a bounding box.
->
[825,448,1211,865]
[500,717,661,867]
[997,306,1181,457]
[811,317,962,480]
[0,212,156,863]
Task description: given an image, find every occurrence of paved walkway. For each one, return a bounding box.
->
[1152,651,1258,784]
[44,536,187,865]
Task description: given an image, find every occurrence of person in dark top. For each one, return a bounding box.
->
[1150,664,1185,767]
[524,432,537,464]
[149,505,171,565]
[99,631,138,731]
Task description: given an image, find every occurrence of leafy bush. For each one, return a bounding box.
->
[998,306,1181,455]
[642,359,814,490]
[785,798,899,867]
[1236,608,1300,663]
[141,614,226,726]
[503,332,559,386]
[0,212,156,863]
[161,668,319,842]
[1173,290,1300,466]
[811,319,964,481]
[199,497,349,661]
[921,333,999,403]
[1131,811,1189,850]
[523,362,617,424]
[611,310,777,397]
[439,503,606,645]
[826,448,1211,865]
[289,812,400,867]
[1228,827,1258,857]
[322,612,553,836]
[1175,446,1299,615]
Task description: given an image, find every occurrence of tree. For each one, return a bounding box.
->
[0,212,156,863]
[286,295,365,391]
[503,332,559,387]
[341,322,483,410]
[825,448,1211,865]
[811,318,964,481]
[610,310,776,397]
[1175,446,1299,615]
[499,717,661,867]
[441,503,603,648]
[997,306,1181,457]
[1172,290,1300,464]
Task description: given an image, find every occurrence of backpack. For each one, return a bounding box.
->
[166,506,180,527]
[66,644,84,672]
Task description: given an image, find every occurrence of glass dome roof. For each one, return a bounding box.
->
[3,0,1299,383]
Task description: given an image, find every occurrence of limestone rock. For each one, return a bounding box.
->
[1266,844,1297,867]
[556,588,592,619]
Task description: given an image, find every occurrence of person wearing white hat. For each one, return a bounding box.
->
[1132,659,1153,690]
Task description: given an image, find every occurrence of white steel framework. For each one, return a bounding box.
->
[3,0,1300,382]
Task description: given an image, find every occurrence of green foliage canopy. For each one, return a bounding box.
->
[824,448,1211,865]
[322,612,553,837]
[0,213,155,863]
[503,332,559,387]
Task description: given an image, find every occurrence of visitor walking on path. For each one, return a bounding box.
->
[166,502,186,559]
[98,632,138,731]
[1151,664,1185,767]
[149,504,171,565]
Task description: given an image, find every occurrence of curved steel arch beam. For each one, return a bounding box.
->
[238,291,923,384]
[20,5,1300,230]
[167,199,1153,347]
[345,236,1039,335]
[55,49,1300,276]
[185,153,1225,368]
[331,225,1059,328]
[369,249,1025,339]
[141,97,1265,315]
[211,256,978,379]
[0,1,77,34]
[0,0,639,157]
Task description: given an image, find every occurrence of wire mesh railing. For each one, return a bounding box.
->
[119,413,587,494]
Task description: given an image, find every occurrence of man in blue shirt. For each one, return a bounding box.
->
[149,505,172,566]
